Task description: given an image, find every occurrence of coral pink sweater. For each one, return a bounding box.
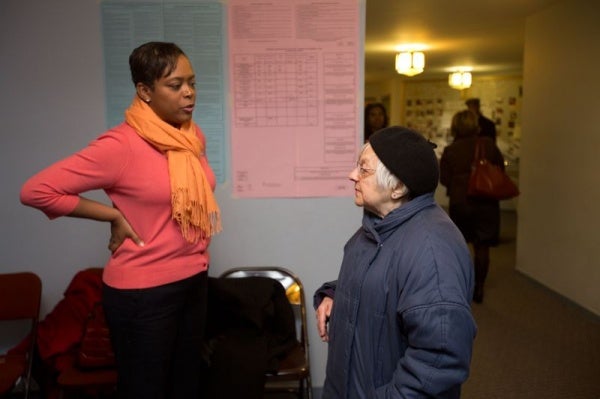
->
[20,123,216,289]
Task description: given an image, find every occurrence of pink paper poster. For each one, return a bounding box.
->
[229,0,361,198]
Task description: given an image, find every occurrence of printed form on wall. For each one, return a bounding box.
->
[229,0,361,198]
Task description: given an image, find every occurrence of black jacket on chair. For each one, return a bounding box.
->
[205,276,298,399]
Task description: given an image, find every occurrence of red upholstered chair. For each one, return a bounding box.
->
[0,272,42,399]
[53,268,117,399]
[57,367,117,399]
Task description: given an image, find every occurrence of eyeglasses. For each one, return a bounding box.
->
[355,163,376,179]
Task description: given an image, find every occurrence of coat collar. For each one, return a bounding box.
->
[362,192,437,242]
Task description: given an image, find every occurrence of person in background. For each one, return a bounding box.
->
[21,41,221,399]
[466,97,496,141]
[314,126,476,398]
[363,102,389,142]
[440,110,504,303]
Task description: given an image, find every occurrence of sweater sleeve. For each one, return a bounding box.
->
[20,130,130,219]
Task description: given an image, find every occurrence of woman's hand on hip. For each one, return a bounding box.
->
[67,196,144,252]
[109,213,144,253]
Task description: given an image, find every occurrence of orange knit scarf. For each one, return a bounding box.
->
[125,96,221,242]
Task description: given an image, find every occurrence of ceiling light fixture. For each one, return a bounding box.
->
[448,71,472,90]
[395,51,425,77]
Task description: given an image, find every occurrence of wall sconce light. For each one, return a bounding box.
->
[395,51,425,77]
[448,71,472,90]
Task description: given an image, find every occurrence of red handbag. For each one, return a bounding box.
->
[467,138,519,200]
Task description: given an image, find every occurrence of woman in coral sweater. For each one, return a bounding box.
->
[21,41,221,399]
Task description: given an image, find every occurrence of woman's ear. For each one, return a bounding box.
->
[391,185,408,200]
[136,83,152,103]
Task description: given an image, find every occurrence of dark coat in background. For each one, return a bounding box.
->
[478,114,497,141]
[440,135,504,245]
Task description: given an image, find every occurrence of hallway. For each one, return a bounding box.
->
[463,211,600,398]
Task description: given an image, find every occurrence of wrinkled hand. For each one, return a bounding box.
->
[108,213,144,253]
[316,296,333,342]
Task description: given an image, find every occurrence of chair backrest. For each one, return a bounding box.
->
[218,267,312,398]
[0,272,42,321]
[219,267,310,358]
[0,271,42,399]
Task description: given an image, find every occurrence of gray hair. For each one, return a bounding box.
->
[375,160,400,190]
[361,143,408,195]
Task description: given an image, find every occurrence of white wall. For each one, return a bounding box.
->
[0,0,109,315]
[518,0,600,315]
[0,0,362,387]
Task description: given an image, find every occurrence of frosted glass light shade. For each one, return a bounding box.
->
[448,71,472,90]
[395,52,425,77]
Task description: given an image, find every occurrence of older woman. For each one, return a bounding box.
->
[440,110,504,303]
[315,127,476,398]
[21,42,220,398]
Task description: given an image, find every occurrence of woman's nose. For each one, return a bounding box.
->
[183,85,194,97]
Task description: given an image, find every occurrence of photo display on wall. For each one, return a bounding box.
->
[402,78,522,172]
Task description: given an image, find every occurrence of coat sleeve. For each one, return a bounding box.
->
[377,303,476,398]
[377,236,477,398]
[439,148,452,189]
[313,280,337,309]
[491,142,506,170]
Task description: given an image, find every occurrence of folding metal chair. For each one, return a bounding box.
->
[220,266,312,399]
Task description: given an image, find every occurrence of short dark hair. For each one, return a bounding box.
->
[129,42,186,88]
[364,102,389,141]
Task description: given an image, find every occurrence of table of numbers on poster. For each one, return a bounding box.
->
[233,52,319,127]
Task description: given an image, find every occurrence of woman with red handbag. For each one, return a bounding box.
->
[440,110,505,303]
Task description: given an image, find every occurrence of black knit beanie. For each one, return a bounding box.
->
[369,126,439,197]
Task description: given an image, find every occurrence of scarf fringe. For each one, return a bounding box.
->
[172,189,222,243]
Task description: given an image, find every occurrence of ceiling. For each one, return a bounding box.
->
[364,0,560,84]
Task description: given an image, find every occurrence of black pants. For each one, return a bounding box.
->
[102,271,208,399]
